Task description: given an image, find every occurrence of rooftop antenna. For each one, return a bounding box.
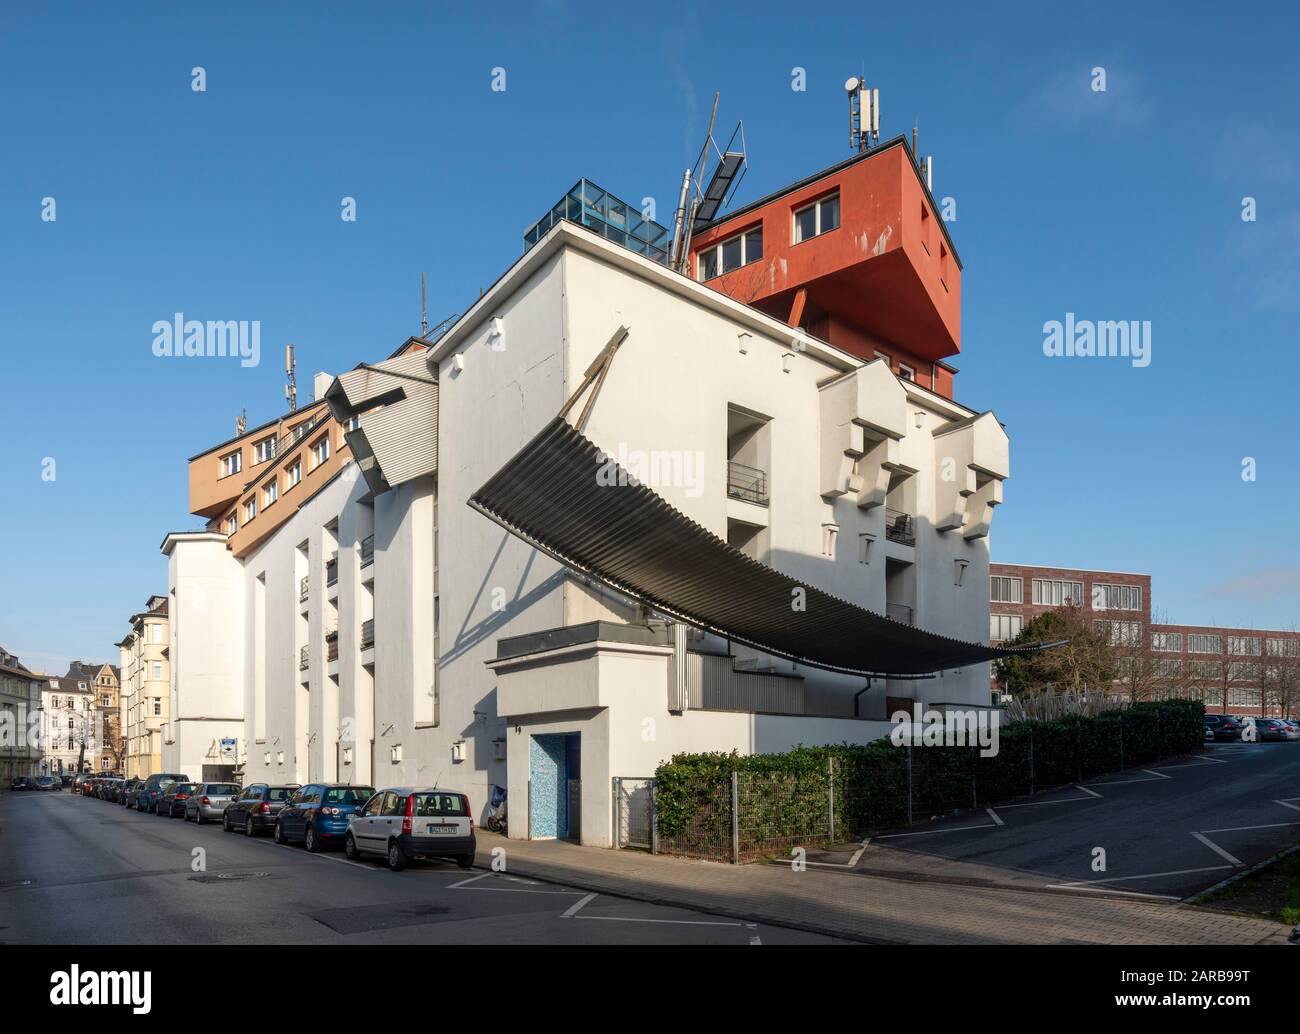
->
[420,272,428,337]
[235,408,247,437]
[846,75,879,152]
[285,344,297,413]
[911,123,933,191]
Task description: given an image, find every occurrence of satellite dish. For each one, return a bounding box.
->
[844,76,860,94]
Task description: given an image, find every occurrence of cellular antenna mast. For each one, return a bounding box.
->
[421,272,428,337]
[285,344,297,414]
[846,74,879,153]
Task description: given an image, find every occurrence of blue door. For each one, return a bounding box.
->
[529,735,568,839]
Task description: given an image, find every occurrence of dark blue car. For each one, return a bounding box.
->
[274,783,375,852]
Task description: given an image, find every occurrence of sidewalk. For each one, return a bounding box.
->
[473,832,1293,945]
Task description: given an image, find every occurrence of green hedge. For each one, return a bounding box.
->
[653,699,1205,846]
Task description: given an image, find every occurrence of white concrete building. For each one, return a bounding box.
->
[40,675,96,775]
[167,203,1010,846]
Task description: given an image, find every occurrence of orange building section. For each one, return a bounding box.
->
[187,400,352,559]
[689,138,961,397]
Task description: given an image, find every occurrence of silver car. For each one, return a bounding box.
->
[345,787,475,871]
[184,782,241,824]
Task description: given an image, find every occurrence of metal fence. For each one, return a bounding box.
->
[613,777,656,850]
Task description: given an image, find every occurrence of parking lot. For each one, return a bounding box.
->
[0,790,842,944]
[789,741,1300,901]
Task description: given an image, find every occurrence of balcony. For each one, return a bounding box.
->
[360,534,374,568]
[884,507,915,546]
[726,461,769,507]
[299,576,309,602]
[886,603,914,626]
[325,631,339,662]
[299,645,309,671]
[360,619,375,650]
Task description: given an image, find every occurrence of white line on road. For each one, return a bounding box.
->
[873,822,998,840]
[1200,821,1300,834]
[995,793,1098,809]
[448,872,582,895]
[1276,800,1300,813]
[750,934,763,945]
[1073,784,1103,798]
[1140,769,1171,780]
[1048,864,1233,889]
[1045,884,1183,901]
[1191,832,1244,867]
[560,892,598,918]
[574,914,744,927]
[986,807,1004,826]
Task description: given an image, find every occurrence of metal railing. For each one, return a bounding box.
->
[299,576,309,602]
[726,460,769,506]
[360,619,375,650]
[360,534,374,567]
[884,507,915,546]
[886,603,914,626]
[298,645,309,671]
[325,631,339,662]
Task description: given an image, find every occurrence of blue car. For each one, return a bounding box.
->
[274,783,376,852]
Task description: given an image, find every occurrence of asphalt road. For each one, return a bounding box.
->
[0,790,841,944]
[848,741,1300,899]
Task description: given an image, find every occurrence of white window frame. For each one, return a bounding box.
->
[264,480,278,507]
[990,576,1023,603]
[219,450,242,478]
[897,363,916,382]
[990,614,1022,642]
[310,435,330,470]
[1094,583,1142,611]
[1152,632,1182,652]
[244,498,257,522]
[285,460,302,488]
[1228,636,1261,656]
[252,436,277,464]
[698,225,764,281]
[792,193,841,244]
[1188,634,1222,654]
[1031,579,1084,607]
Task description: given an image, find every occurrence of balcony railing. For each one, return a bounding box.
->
[726,460,769,506]
[360,619,375,650]
[326,557,339,587]
[299,645,309,671]
[884,507,915,546]
[299,576,309,602]
[325,631,339,662]
[886,603,914,626]
[360,534,374,567]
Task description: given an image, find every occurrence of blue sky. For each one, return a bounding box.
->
[2,1,1299,671]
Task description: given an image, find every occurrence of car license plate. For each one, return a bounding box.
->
[426,824,455,834]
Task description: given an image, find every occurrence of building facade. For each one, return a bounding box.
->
[167,144,1010,846]
[989,562,1299,716]
[40,673,96,775]
[116,597,170,778]
[0,648,43,781]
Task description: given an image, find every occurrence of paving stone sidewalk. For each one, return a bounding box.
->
[473,832,1292,945]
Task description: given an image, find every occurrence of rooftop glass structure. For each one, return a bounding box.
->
[524,179,671,265]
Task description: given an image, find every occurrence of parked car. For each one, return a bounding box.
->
[121,777,146,807]
[344,787,475,871]
[82,777,102,797]
[135,773,190,813]
[184,782,240,824]
[59,774,72,788]
[10,776,34,791]
[36,775,60,791]
[71,773,87,793]
[275,784,376,852]
[1253,719,1298,742]
[223,783,300,836]
[96,778,122,800]
[157,782,200,818]
[1204,715,1243,742]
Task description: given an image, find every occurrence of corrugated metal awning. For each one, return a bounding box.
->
[469,418,1049,678]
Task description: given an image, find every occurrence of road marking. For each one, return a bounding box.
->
[1200,821,1300,834]
[749,934,763,945]
[447,872,491,889]
[1140,769,1171,780]
[1191,832,1244,867]
[799,838,870,868]
[1276,800,1300,813]
[986,807,1004,826]
[996,793,1099,810]
[1073,784,1103,799]
[873,822,998,840]
[448,872,581,895]
[574,914,744,927]
[1080,774,1166,787]
[561,892,598,918]
[1047,864,1233,889]
[1046,885,1183,901]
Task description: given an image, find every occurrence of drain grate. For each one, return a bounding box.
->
[217,871,269,881]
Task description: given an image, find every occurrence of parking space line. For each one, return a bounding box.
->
[996,792,1098,809]
[1140,769,1171,780]
[986,807,1004,826]
[1080,774,1166,787]
[1074,784,1103,798]
[1191,831,1244,867]
[1047,864,1233,889]
[1276,800,1300,813]
[873,822,998,840]
[1200,821,1300,834]
[801,838,871,868]
[448,872,583,895]
[574,914,744,927]
[560,892,598,918]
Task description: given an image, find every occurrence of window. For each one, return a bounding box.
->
[697,225,763,280]
[897,364,915,382]
[264,480,278,507]
[1095,620,1142,646]
[310,435,330,470]
[101,695,110,706]
[252,436,277,463]
[151,661,162,681]
[153,699,161,716]
[1228,661,1260,681]
[1188,634,1222,654]
[990,576,1023,603]
[1094,583,1142,611]
[793,193,840,243]
[1228,636,1261,656]
[1031,579,1084,606]
[990,614,1022,642]
[343,415,360,433]
[873,350,891,367]
[1152,632,1182,652]
[244,498,257,522]
[225,514,238,535]
[285,460,302,488]
[219,450,242,478]
[1153,658,1184,678]
[1267,638,1299,657]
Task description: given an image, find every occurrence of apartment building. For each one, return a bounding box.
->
[40,672,96,774]
[167,138,1014,846]
[989,562,1299,716]
[115,597,170,778]
[0,648,43,781]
